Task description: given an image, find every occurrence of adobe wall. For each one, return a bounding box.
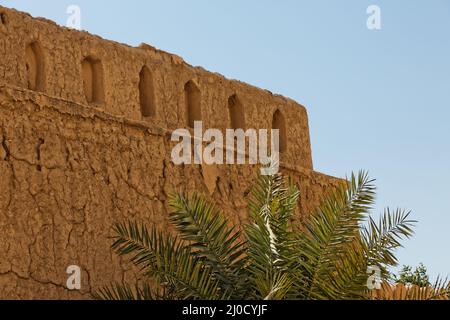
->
[0,6,312,170]
[0,6,341,299]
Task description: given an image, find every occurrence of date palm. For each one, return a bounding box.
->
[94,170,441,300]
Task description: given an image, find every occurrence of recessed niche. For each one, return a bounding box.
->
[25,41,46,92]
[185,80,201,128]
[139,65,156,117]
[228,94,245,130]
[81,56,105,104]
[272,109,287,153]
[0,13,6,25]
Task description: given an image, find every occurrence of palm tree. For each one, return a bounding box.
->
[94,170,442,300]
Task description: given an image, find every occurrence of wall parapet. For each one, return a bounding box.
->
[0,85,323,178]
[0,5,313,170]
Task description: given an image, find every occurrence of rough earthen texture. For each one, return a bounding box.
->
[0,6,340,299]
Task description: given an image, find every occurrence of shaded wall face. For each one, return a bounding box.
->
[139,66,156,117]
[25,41,45,91]
[228,95,246,130]
[81,57,104,105]
[0,6,313,171]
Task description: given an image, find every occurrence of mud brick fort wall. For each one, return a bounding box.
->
[0,6,340,299]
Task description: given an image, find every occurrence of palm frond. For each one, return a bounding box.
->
[99,170,422,301]
[328,208,416,299]
[168,192,247,295]
[109,221,223,300]
[92,282,157,300]
[260,273,293,300]
[296,171,376,299]
[244,173,299,299]
[361,208,416,273]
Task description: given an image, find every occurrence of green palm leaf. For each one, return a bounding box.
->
[95,170,424,301]
[92,282,158,300]
[295,171,376,299]
[108,221,223,300]
[168,192,247,295]
[244,173,299,299]
[361,208,415,272]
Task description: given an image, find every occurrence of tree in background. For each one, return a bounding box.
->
[375,263,450,300]
[393,263,430,287]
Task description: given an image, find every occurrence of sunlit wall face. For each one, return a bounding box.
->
[2,0,450,281]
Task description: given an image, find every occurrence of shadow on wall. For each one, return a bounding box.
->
[81,56,105,105]
[228,94,245,130]
[25,41,45,92]
[139,65,156,117]
[185,80,202,128]
[273,109,287,153]
[0,12,6,24]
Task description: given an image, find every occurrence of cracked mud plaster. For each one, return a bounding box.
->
[0,90,341,299]
[0,6,341,299]
[0,6,314,171]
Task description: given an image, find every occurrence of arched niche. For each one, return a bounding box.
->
[185,80,202,128]
[228,94,245,130]
[82,56,105,104]
[272,109,287,153]
[25,41,46,92]
[139,65,156,117]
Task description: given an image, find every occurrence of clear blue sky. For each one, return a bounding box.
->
[3,0,449,280]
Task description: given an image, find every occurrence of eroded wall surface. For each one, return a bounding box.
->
[0,6,341,299]
[0,6,313,170]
